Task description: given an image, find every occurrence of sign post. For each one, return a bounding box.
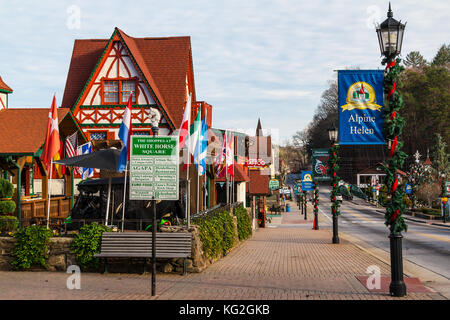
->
[301,171,314,220]
[130,135,179,296]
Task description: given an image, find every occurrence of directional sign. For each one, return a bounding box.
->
[301,171,314,191]
[130,136,179,200]
[269,179,280,191]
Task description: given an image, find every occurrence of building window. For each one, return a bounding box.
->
[121,80,136,103]
[102,78,137,104]
[133,131,150,136]
[104,81,119,103]
[90,132,107,140]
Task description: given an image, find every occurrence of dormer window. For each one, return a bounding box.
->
[102,78,137,104]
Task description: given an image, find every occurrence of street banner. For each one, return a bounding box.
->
[130,136,179,200]
[338,70,385,145]
[312,149,331,181]
[446,181,450,196]
[301,171,314,191]
[405,183,413,195]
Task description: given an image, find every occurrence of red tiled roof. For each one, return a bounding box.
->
[216,164,250,182]
[62,28,193,129]
[61,39,107,111]
[0,108,71,154]
[0,76,12,92]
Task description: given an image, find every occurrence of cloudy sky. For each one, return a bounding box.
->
[0,0,448,144]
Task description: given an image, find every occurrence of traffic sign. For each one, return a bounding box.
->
[129,136,179,200]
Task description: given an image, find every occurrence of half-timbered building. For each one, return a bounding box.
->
[0,76,12,110]
[62,27,212,140]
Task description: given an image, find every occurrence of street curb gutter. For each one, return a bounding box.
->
[339,231,450,299]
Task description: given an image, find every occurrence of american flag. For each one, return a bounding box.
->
[65,132,79,174]
[65,132,78,158]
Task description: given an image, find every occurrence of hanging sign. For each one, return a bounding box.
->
[312,149,331,181]
[129,136,179,200]
[269,179,280,191]
[301,171,314,191]
[338,70,385,145]
[405,183,413,195]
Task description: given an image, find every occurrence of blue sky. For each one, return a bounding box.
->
[0,0,448,144]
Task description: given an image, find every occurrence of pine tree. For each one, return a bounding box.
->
[404,51,427,69]
[432,44,450,67]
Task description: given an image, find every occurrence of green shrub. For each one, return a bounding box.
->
[0,178,14,198]
[235,206,252,241]
[0,200,16,214]
[193,210,236,259]
[0,216,19,233]
[11,225,53,270]
[403,195,412,208]
[71,222,111,270]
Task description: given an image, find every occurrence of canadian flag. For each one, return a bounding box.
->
[42,95,60,168]
[179,93,191,149]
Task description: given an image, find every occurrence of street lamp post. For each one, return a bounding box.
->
[328,125,339,244]
[376,3,407,297]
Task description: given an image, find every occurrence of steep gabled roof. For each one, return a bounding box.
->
[62,28,194,129]
[0,76,12,93]
[0,108,86,155]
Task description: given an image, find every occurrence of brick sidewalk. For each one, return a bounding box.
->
[0,201,446,300]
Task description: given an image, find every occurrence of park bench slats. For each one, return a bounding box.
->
[94,232,192,274]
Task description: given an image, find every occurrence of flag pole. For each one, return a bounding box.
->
[226,131,229,204]
[186,149,190,228]
[121,162,128,232]
[46,160,53,229]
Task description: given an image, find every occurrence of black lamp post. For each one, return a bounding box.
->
[328,125,339,244]
[376,3,407,297]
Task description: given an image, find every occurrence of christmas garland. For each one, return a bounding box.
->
[382,57,408,233]
[313,181,319,229]
[329,143,340,216]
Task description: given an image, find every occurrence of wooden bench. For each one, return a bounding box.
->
[94,232,192,275]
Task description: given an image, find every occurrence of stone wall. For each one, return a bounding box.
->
[0,210,250,273]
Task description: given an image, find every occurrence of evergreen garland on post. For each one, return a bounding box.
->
[329,143,340,216]
[381,57,408,233]
[313,181,319,230]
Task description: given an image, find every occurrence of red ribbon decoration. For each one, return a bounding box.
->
[388,82,396,99]
[389,136,398,158]
[385,60,396,71]
[391,209,399,222]
[390,111,397,120]
[392,175,399,194]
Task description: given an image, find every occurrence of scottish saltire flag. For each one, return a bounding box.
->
[77,142,94,179]
[118,94,133,172]
[338,70,385,145]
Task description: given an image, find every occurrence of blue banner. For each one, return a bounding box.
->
[301,171,314,191]
[338,70,385,145]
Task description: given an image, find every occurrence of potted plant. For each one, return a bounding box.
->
[0,178,18,235]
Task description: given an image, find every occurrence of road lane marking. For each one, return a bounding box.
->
[408,230,450,243]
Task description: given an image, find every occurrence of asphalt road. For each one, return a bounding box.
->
[317,186,450,279]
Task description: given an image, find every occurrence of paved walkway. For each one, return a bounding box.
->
[0,201,446,300]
